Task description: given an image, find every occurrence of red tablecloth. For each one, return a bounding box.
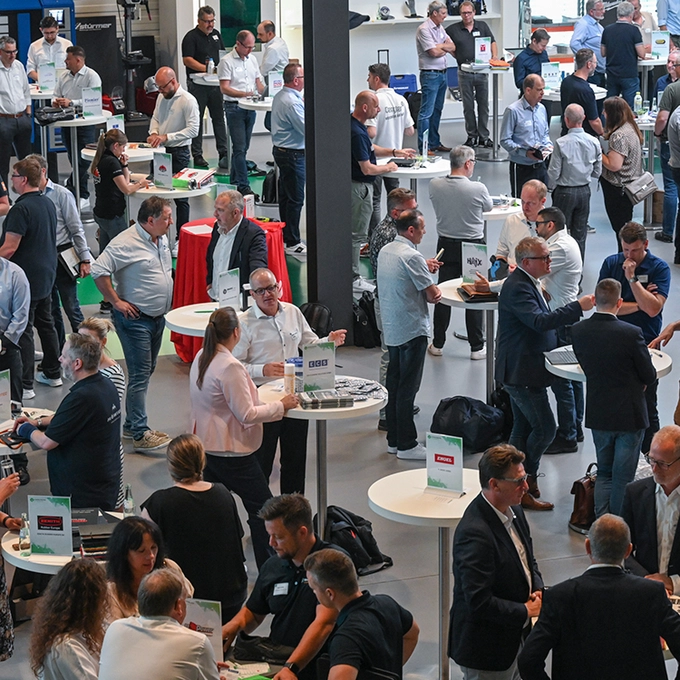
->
[171,218,291,362]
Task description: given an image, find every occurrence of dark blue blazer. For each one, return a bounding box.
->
[495,268,583,388]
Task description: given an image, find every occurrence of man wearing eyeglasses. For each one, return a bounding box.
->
[572,278,656,517]
[206,190,268,300]
[181,5,230,170]
[218,30,265,198]
[233,268,346,494]
[27,15,72,84]
[0,36,31,193]
[622,425,680,593]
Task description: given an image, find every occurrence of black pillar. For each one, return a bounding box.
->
[303,0,353,335]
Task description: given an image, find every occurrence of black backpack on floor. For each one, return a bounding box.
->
[353,291,381,349]
[300,302,333,338]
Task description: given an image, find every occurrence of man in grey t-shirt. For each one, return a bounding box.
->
[428,145,492,359]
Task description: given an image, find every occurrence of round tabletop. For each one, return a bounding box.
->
[258,377,385,421]
[80,144,162,163]
[53,110,112,128]
[542,83,607,102]
[439,277,498,311]
[238,98,273,112]
[484,198,522,221]
[30,86,54,100]
[378,156,450,180]
[136,183,216,199]
[368,467,481,528]
[637,118,656,131]
[189,73,220,86]
[165,302,218,337]
[639,57,667,68]
[2,531,70,574]
[545,345,673,382]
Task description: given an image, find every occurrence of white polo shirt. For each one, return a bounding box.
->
[365,87,414,151]
[217,49,262,102]
[27,36,72,75]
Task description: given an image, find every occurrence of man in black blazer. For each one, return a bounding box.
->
[622,425,680,594]
[206,189,268,298]
[518,513,680,680]
[450,444,544,678]
[496,236,593,509]
[572,278,656,517]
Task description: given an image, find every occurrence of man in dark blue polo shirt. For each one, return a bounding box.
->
[560,48,604,137]
[305,549,419,680]
[599,221,670,453]
[513,29,550,91]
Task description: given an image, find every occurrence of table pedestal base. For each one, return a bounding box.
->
[439,526,451,680]
[316,420,328,538]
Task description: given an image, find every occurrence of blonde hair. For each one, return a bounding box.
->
[79,316,115,342]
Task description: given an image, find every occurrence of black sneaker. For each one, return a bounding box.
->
[576,423,584,442]
[100,301,113,314]
[544,435,578,454]
[378,419,388,431]
[464,136,478,147]
[479,138,494,148]
[655,232,673,243]
[218,156,229,169]
[193,155,210,169]
[16,466,30,486]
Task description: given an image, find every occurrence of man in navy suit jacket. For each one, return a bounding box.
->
[518,513,680,680]
[495,236,593,510]
[450,444,543,678]
[622,425,680,594]
[572,278,656,516]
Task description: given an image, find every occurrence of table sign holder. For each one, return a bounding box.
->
[475,37,491,64]
[153,151,174,189]
[0,370,10,423]
[81,86,102,117]
[302,342,336,391]
[217,268,240,310]
[27,495,72,556]
[652,31,670,59]
[541,63,561,91]
[422,129,429,163]
[107,114,125,132]
[425,433,465,497]
[461,242,487,283]
[37,63,56,91]
[184,598,223,661]
[268,70,284,97]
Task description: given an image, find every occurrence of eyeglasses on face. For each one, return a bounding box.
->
[11,173,24,179]
[2,49,17,55]
[525,255,551,262]
[497,474,528,485]
[644,453,680,470]
[252,284,278,296]
[237,41,255,50]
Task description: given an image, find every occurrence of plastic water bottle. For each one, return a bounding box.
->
[207,58,215,75]
[284,362,296,395]
[634,91,643,116]
[123,484,136,518]
[19,513,30,557]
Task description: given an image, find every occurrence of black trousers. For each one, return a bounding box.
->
[642,379,659,454]
[432,236,484,351]
[600,176,633,253]
[0,113,32,192]
[0,336,22,404]
[188,80,229,160]
[509,160,548,198]
[167,146,191,230]
[19,294,61,390]
[254,418,309,495]
[552,184,590,262]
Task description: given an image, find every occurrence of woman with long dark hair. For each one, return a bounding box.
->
[189,307,298,568]
[600,97,644,249]
[30,560,108,679]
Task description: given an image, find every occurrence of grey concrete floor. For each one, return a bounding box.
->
[2,116,680,679]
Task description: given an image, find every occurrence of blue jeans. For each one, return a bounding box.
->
[273,146,305,246]
[94,214,128,254]
[504,385,556,476]
[592,429,644,517]
[386,335,428,450]
[52,261,85,350]
[418,70,447,150]
[224,101,255,193]
[660,141,678,237]
[112,310,165,438]
[167,146,191,229]
[606,75,638,110]
[63,125,96,199]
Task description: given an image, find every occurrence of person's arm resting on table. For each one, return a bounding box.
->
[222,606,265,650]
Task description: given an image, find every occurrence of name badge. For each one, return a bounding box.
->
[473,31,480,36]
[638,274,649,284]
[273,582,289,596]
[212,34,219,40]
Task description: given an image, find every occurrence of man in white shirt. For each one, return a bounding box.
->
[53,45,102,210]
[148,66,200,241]
[257,20,289,131]
[0,36,31,192]
[99,568,220,680]
[26,15,72,82]
[218,30,265,197]
[623,425,680,593]
[233,268,346,494]
[366,62,415,233]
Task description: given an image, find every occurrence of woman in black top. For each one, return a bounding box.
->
[91,129,148,253]
[141,434,248,623]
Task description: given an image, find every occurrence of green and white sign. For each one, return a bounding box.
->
[426,432,464,496]
[27,495,72,556]
[541,63,561,90]
[37,62,56,91]
[153,151,174,189]
[268,70,284,96]
[184,598,223,661]
[0,369,10,423]
[217,268,240,310]
[81,86,102,117]
[652,31,671,60]
[107,114,125,133]
[462,242,487,283]
[302,342,335,391]
[474,37,491,64]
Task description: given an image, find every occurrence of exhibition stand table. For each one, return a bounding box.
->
[638,57,666,101]
[30,86,55,170]
[379,156,450,197]
[483,198,522,241]
[368,467,481,680]
[259,377,385,539]
[542,83,607,103]
[238,97,274,113]
[80,143,162,164]
[165,301,218,338]
[637,117,659,225]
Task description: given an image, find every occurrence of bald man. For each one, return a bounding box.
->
[148,67,200,243]
[350,90,414,293]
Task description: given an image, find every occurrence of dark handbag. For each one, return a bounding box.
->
[34,106,75,126]
[568,462,597,534]
[623,171,658,205]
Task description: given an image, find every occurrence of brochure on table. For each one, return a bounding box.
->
[81,86,102,117]
[218,268,240,310]
[302,342,335,391]
[153,151,174,189]
[475,37,491,64]
[651,31,671,59]
[0,370,9,422]
[268,70,284,96]
[184,598,222,661]
[541,63,561,90]
[425,433,464,496]
[462,242,488,283]
[107,114,125,132]
[37,63,56,91]
[28,495,72,556]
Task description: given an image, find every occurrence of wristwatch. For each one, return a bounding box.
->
[628,275,639,284]
[284,662,301,676]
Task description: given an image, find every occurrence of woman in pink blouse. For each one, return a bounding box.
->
[189,306,298,568]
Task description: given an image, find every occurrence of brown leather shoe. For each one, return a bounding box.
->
[521,492,554,511]
[527,474,541,498]
[431,144,452,152]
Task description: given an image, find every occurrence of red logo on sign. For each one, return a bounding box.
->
[434,454,455,465]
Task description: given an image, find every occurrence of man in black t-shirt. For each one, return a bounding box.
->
[181,5,229,168]
[14,333,121,509]
[305,549,419,680]
[560,48,604,137]
[222,494,341,680]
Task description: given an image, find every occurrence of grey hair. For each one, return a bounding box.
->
[588,514,631,564]
[216,189,244,214]
[249,267,276,288]
[565,103,585,124]
[617,1,634,18]
[0,36,17,50]
[585,0,602,13]
[514,236,547,263]
[137,569,184,617]
[427,1,447,15]
[449,145,475,169]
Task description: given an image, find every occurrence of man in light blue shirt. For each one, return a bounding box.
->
[500,74,552,197]
[377,209,441,460]
[271,63,306,255]
[658,0,680,44]
[570,0,606,87]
